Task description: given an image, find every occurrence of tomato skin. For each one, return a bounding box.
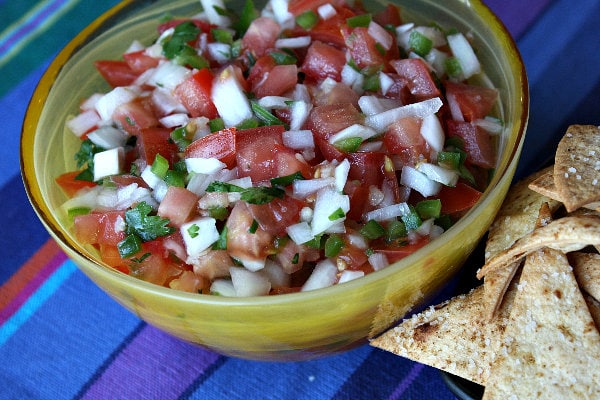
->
[301,41,346,82]
[307,103,364,142]
[94,60,138,87]
[242,16,281,59]
[112,98,159,135]
[444,81,498,121]
[437,182,482,215]
[185,127,237,169]
[157,186,200,227]
[247,196,305,236]
[73,211,126,247]
[174,68,219,119]
[446,120,496,169]
[235,125,285,182]
[226,201,275,263]
[343,27,387,70]
[347,152,386,187]
[56,171,97,197]
[137,127,179,166]
[296,5,355,47]
[253,64,298,98]
[272,144,312,179]
[390,59,441,101]
[123,50,159,74]
[373,4,403,27]
[383,116,430,167]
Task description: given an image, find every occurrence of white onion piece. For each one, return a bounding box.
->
[401,165,441,197]
[368,21,393,50]
[328,124,378,145]
[301,259,338,291]
[258,96,292,109]
[282,129,315,150]
[212,66,253,127]
[365,97,443,133]
[414,26,447,47]
[317,3,336,19]
[338,270,364,284]
[210,279,236,296]
[207,42,231,64]
[368,252,389,271]
[95,86,140,121]
[229,267,271,296]
[269,0,294,29]
[96,183,154,211]
[66,110,101,137]
[426,48,448,78]
[341,64,364,93]
[311,187,350,236]
[474,117,503,134]
[292,84,311,103]
[262,259,290,288]
[181,217,220,260]
[200,0,231,26]
[275,36,311,48]
[152,87,186,115]
[416,162,459,187]
[286,221,314,245]
[334,159,350,192]
[293,177,335,198]
[365,202,410,222]
[93,147,124,181]
[185,157,226,175]
[289,100,312,131]
[447,32,480,79]
[378,72,394,96]
[420,113,444,152]
[226,176,253,188]
[87,126,129,149]
[446,91,464,121]
[151,180,169,202]
[358,95,402,116]
[159,113,189,128]
[415,218,435,236]
[80,93,103,111]
[147,62,191,91]
[395,22,414,50]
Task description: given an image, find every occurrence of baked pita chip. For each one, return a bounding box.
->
[482,247,600,399]
[571,252,600,303]
[371,281,518,386]
[477,214,600,279]
[554,125,600,212]
[483,169,560,320]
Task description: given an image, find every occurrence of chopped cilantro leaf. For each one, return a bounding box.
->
[240,186,285,205]
[270,171,305,187]
[124,202,175,242]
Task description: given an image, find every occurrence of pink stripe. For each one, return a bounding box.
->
[80,324,220,399]
[0,251,67,325]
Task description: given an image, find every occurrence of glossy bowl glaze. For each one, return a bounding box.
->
[21,0,527,360]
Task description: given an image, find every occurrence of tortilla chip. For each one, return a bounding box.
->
[477,215,600,280]
[584,293,600,331]
[571,252,600,303]
[554,125,600,212]
[371,281,518,386]
[482,247,600,399]
[483,169,560,320]
[529,166,600,212]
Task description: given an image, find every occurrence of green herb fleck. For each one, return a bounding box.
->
[124,201,175,242]
[328,207,346,221]
[187,223,200,238]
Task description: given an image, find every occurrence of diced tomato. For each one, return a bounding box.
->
[73,211,126,247]
[185,127,237,169]
[129,244,182,286]
[108,174,150,189]
[55,171,97,197]
[381,73,411,103]
[247,196,304,236]
[158,186,199,227]
[274,240,320,274]
[94,60,138,87]
[374,236,430,263]
[253,64,298,98]
[383,116,430,166]
[287,0,341,15]
[337,233,369,270]
[297,5,355,47]
[123,50,160,74]
[235,125,285,182]
[169,270,205,293]
[98,244,130,273]
[226,202,275,263]
[390,59,441,101]
[301,41,346,82]
[347,151,386,187]
[136,127,179,166]
[242,17,281,59]
[344,180,370,221]
[437,182,483,215]
[343,27,387,70]
[373,4,403,27]
[192,250,233,280]
[112,98,159,135]
[312,81,360,107]
[446,120,496,168]
[247,55,277,88]
[174,68,219,119]
[272,144,312,179]
[307,103,364,141]
[444,81,498,121]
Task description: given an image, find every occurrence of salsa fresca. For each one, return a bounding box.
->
[56,0,500,296]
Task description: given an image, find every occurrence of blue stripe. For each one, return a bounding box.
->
[0,259,77,346]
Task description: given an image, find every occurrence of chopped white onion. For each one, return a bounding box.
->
[328,124,378,145]
[447,32,481,79]
[368,21,393,50]
[293,177,335,198]
[212,66,253,127]
[258,96,292,109]
[289,100,312,131]
[364,202,410,222]
[420,113,445,152]
[152,87,187,116]
[414,26,447,47]
[301,259,338,291]
[317,3,336,19]
[275,36,311,48]
[334,159,350,192]
[87,126,129,149]
[200,0,231,26]
[262,259,290,288]
[93,147,124,181]
[338,270,365,284]
[95,86,140,121]
[395,22,414,50]
[474,117,503,134]
[66,110,101,137]
[229,267,271,296]
[286,221,314,245]
[416,162,459,187]
[358,95,402,116]
[446,91,464,121]
[401,165,441,197]
[269,0,294,29]
[159,113,189,128]
[185,157,226,175]
[311,187,350,236]
[379,72,394,96]
[147,61,191,91]
[365,97,443,133]
[207,42,231,64]
[282,129,315,150]
[210,279,236,296]
[368,252,389,271]
[341,64,364,93]
[181,217,220,260]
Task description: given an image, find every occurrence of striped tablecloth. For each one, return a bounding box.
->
[2,0,599,398]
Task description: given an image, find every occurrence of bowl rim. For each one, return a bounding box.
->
[20,0,529,307]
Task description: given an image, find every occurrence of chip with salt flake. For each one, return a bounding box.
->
[554,125,600,212]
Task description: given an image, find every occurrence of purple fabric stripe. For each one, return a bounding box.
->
[0,250,67,325]
[388,363,425,400]
[79,324,221,399]
[0,0,68,55]
[485,0,554,38]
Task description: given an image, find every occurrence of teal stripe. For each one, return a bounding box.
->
[0,259,77,347]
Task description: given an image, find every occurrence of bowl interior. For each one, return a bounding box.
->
[21,0,527,360]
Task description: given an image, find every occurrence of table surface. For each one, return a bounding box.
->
[2,0,599,398]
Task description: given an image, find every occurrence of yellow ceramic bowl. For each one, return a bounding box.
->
[21,0,527,360]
